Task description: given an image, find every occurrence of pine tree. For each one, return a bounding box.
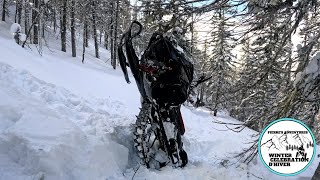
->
[205,6,236,116]
[230,6,295,130]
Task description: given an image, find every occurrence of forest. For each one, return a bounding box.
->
[1,0,320,168]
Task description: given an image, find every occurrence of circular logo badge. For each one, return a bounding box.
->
[258,118,316,176]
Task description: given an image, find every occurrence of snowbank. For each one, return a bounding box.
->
[10,23,21,33]
[0,63,129,180]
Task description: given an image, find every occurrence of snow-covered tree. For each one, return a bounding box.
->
[204,6,236,116]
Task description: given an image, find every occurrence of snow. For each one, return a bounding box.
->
[18,33,26,42]
[0,62,129,180]
[0,21,319,180]
[306,52,320,78]
[174,27,183,34]
[10,23,21,33]
[294,52,320,87]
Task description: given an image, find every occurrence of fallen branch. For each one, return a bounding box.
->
[131,165,140,180]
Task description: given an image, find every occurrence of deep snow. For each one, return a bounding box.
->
[0,21,319,180]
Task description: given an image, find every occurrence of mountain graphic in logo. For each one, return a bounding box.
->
[261,135,283,150]
[261,132,313,151]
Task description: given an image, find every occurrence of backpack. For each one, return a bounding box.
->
[141,33,194,105]
[118,21,194,105]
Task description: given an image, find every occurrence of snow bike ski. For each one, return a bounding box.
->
[118,21,192,168]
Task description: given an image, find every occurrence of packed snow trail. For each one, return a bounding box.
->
[0,24,319,179]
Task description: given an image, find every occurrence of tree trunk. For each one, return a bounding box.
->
[60,0,67,52]
[41,18,45,38]
[213,85,220,116]
[53,8,56,33]
[1,0,6,21]
[197,38,208,107]
[70,0,76,57]
[24,2,29,35]
[85,23,88,47]
[190,7,194,53]
[17,0,22,24]
[32,0,39,44]
[104,30,108,49]
[112,0,119,69]
[82,22,86,63]
[199,84,204,104]
[109,1,114,65]
[15,3,18,23]
[99,29,102,44]
[92,1,99,59]
[14,0,22,24]
[312,163,320,180]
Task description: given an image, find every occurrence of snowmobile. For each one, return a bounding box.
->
[118,21,194,168]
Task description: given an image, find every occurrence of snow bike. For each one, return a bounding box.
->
[118,21,193,168]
